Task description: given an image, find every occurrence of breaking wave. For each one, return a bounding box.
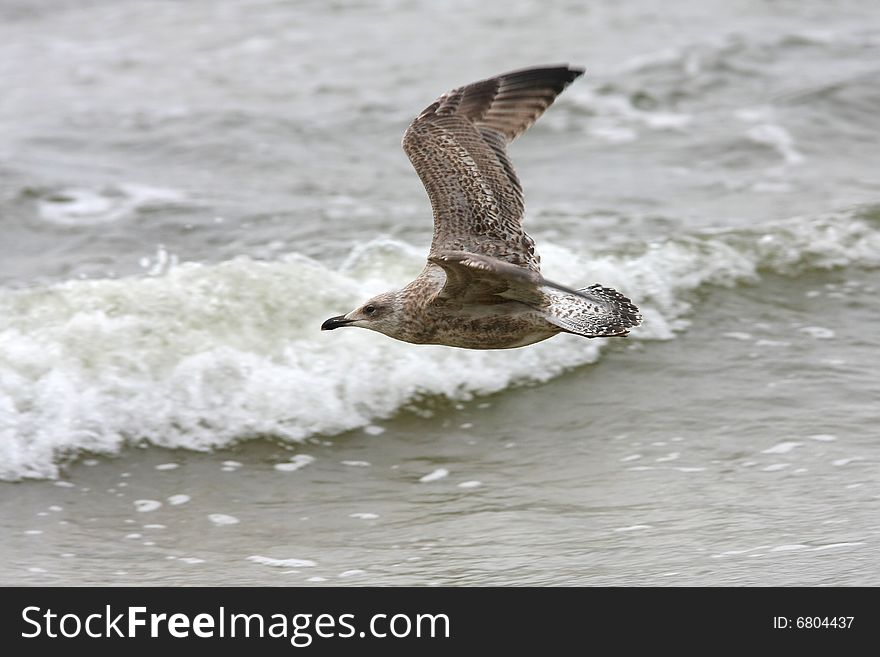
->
[1,206,878,479]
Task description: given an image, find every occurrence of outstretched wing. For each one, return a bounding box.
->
[403,65,584,273]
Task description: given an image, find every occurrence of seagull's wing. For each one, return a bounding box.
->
[428,250,590,307]
[402,65,583,273]
[429,251,642,336]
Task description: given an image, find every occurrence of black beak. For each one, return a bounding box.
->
[321,315,353,331]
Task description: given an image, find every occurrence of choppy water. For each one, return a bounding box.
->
[2,0,879,585]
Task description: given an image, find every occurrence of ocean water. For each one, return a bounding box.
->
[1,0,879,585]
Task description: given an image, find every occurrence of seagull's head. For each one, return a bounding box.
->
[321,291,404,338]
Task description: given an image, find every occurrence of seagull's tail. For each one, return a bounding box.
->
[542,284,641,338]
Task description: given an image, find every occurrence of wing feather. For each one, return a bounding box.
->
[402,65,584,273]
[428,250,597,308]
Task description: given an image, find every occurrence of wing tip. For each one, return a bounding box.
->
[496,63,585,85]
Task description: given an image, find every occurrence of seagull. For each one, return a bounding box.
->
[322,65,641,349]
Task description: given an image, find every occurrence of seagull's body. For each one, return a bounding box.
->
[322,65,641,349]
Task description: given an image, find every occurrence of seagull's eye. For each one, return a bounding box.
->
[364,305,377,316]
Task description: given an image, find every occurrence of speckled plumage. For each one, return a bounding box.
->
[322,65,642,349]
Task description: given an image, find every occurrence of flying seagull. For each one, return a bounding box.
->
[322,65,641,349]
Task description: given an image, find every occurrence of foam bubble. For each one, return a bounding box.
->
[134,500,161,513]
[746,124,805,165]
[247,555,316,568]
[274,454,315,472]
[419,468,449,483]
[799,326,835,339]
[762,442,802,454]
[208,513,239,526]
[37,184,185,226]
[755,339,790,348]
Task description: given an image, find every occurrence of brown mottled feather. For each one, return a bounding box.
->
[402,65,584,274]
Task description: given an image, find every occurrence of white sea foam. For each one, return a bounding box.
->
[37,184,186,226]
[208,513,239,526]
[419,468,449,483]
[274,454,315,472]
[570,87,693,138]
[134,500,161,513]
[247,555,317,568]
[746,124,805,165]
[2,210,879,479]
[799,326,835,339]
[762,442,802,455]
[812,542,865,551]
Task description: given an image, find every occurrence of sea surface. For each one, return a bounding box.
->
[1,0,879,585]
